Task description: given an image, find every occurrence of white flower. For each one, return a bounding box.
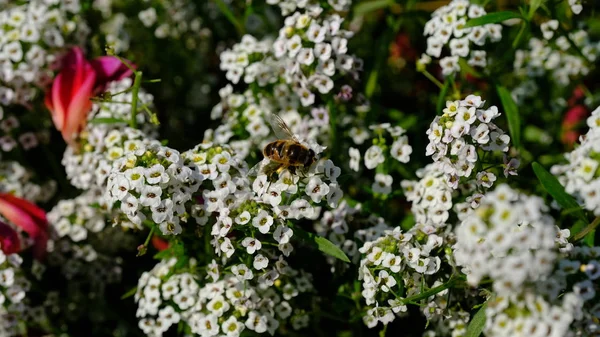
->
[220,238,235,258]
[252,210,273,234]
[159,219,182,235]
[241,237,262,255]
[222,316,244,337]
[253,254,269,270]
[372,174,393,195]
[139,185,163,207]
[349,147,361,171]
[273,225,293,244]
[305,176,330,203]
[390,139,412,163]
[138,7,157,27]
[440,56,460,75]
[364,145,385,169]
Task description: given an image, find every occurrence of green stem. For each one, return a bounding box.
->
[573,216,600,241]
[130,71,143,129]
[399,275,464,304]
[379,324,388,337]
[89,99,132,104]
[215,0,245,36]
[450,75,460,99]
[144,226,156,247]
[421,70,444,90]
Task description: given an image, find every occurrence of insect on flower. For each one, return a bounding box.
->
[249,114,317,178]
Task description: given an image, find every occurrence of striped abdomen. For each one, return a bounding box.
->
[263,141,316,167]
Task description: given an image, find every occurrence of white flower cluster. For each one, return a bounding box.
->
[551,106,600,216]
[135,257,314,337]
[62,78,157,190]
[105,140,203,233]
[483,244,595,337]
[313,199,361,265]
[423,310,471,337]
[514,31,600,86]
[266,0,351,16]
[0,106,48,152]
[402,164,456,233]
[484,289,582,337]
[95,0,205,53]
[209,86,330,160]
[0,161,56,203]
[0,1,89,106]
[219,9,360,108]
[358,123,412,172]
[0,250,30,336]
[556,246,600,335]
[358,226,447,328]
[182,141,342,256]
[423,0,502,75]
[426,95,510,189]
[454,184,561,294]
[44,189,132,327]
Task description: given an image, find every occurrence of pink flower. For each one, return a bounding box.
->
[0,221,21,255]
[0,193,48,260]
[45,47,134,145]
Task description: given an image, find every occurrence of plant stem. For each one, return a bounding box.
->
[422,70,444,90]
[215,0,245,37]
[130,70,143,129]
[573,216,600,241]
[400,274,464,304]
[144,226,155,247]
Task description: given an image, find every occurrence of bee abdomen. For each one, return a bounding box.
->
[264,141,286,162]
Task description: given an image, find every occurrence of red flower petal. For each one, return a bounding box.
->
[0,221,20,255]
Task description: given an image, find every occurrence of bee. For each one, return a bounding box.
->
[250,114,317,177]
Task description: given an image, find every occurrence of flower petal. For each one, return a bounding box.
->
[91,56,134,87]
[0,221,20,255]
[61,67,96,144]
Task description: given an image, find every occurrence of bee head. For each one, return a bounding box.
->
[304,149,317,167]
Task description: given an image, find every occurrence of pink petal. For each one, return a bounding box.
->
[32,231,48,260]
[0,194,47,229]
[0,197,41,242]
[91,56,134,87]
[49,72,67,131]
[0,194,48,261]
[0,221,20,255]
[61,67,96,144]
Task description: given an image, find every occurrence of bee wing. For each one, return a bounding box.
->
[268,113,298,141]
[247,160,264,178]
[247,159,281,178]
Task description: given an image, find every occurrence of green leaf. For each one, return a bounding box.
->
[464,11,522,27]
[365,68,379,98]
[436,77,451,114]
[527,0,546,20]
[496,85,521,149]
[532,162,587,223]
[289,222,350,263]
[214,0,245,36]
[120,286,137,300]
[458,58,483,78]
[88,117,128,124]
[353,0,394,17]
[465,303,487,337]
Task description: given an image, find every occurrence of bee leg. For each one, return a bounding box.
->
[289,166,297,175]
[265,163,283,181]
